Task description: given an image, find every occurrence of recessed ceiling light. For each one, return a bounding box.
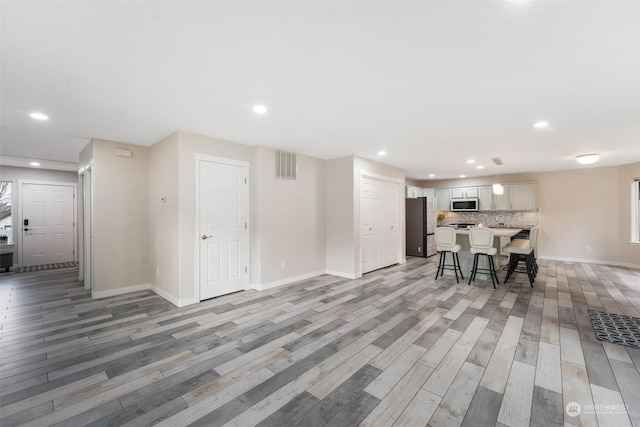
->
[575,154,600,165]
[460,174,466,178]
[377,150,386,156]
[533,121,549,128]
[428,174,435,178]
[476,165,484,169]
[29,112,48,121]
[466,159,475,164]
[30,162,40,167]
[253,105,268,114]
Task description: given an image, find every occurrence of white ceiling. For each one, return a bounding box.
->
[2,1,639,180]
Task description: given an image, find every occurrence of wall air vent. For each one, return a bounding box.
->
[274,149,297,180]
[492,157,503,166]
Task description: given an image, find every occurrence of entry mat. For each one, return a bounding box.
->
[13,262,79,274]
[588,309,640,350]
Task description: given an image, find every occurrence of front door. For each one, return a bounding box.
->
[21,183,76,267]
[198,159,249,300]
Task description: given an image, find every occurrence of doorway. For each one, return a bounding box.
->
[196,156,249,300]
[20,182,77,267]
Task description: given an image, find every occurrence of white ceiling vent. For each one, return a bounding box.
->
[274,149,297,180]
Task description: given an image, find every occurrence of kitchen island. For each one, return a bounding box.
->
[444,228,522,280]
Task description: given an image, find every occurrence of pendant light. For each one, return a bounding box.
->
[492,158,504,195]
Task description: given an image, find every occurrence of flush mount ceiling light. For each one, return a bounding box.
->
[476,165,484,169]
[377,150,386,156]
[29,112,48,120]
[576,154,600,165]
[252,105,268,114]
[428,174,435,178]
[30,162,41,167]
[466,159,475,164]
[460,174,466,178]
[533,121,549,128]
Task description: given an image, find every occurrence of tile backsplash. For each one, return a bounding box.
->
[437,209,540,229]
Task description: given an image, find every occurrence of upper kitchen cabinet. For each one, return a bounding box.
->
[478,186,493,211]
[493,182,536,210]
[406,185,421,198]
[436,189,451,210]
[406,186,436,199]
[451,187,478,198]
[509,183,536,210]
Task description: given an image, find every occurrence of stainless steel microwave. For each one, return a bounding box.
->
[451,198,479,211]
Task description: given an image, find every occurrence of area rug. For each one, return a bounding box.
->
[588,309,640,350]
[13,262,79,273]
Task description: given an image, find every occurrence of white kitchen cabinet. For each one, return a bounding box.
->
[406,185,421,198]
[451,187,478,199]
[421,188,436,199]
[492,183,536,210]
[478,186,493,211]
[493,185,511,210]
[436,189,451,210]
[510,183,536,210]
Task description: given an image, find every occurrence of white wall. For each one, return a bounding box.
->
[252,146,326,289]
[91,139,150,295]
[148,132,180,302]
[325,156,356,277]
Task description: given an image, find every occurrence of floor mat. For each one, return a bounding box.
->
[588,309,640,350]
[13,262,79,273]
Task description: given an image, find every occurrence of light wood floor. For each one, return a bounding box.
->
[1,257,639,427]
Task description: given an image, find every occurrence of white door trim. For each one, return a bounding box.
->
[357,171,403,277]
[17,180,78,268]
[78,163,94,290]
[194,154,250,301]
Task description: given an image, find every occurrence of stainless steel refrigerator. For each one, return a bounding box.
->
[406,197,437,257]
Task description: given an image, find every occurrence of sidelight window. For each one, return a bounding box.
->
[0,181,11,243]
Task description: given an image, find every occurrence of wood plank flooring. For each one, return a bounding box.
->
[1,257,639,426]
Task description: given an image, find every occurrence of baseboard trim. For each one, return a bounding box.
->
[91,283,199,307]
[250,270,327,291]
[325,270,360,280]
[92,283,153,299]
[539,255,640,270]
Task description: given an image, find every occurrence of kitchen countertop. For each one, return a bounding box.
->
[454,227,521,237]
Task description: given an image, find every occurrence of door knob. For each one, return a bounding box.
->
[201,235,213,240]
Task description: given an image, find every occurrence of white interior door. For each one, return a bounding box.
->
[199,159,249,300]
[21,183,76,267]
[361,176,400,274]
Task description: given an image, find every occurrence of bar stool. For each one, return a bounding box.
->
[510,225,539,276]
[435,227,464,283]
[468,227,499,288]
[502,235,536,287]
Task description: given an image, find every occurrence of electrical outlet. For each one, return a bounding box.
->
[281,261,286,269]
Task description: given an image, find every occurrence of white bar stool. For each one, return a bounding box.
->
[435,227,464,283]
[468,227,499,288]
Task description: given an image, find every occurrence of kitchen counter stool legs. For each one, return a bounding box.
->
[468,227,499,288]
[502,243,535,287]
[434,227,464,283]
